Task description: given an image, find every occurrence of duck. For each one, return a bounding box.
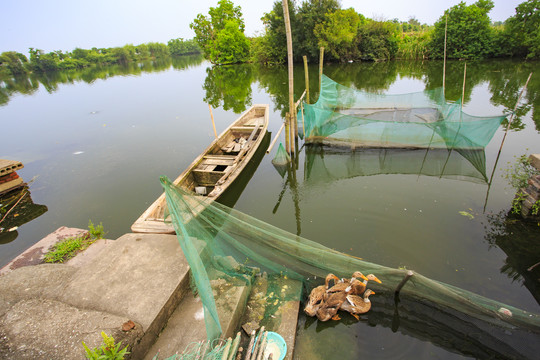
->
[353,273,382,295]
[304,273,339,317]
[326,271,369,296]
[340,289,376,320]
[316,290,347,321]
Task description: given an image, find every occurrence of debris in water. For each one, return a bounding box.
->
[73,151,84,155]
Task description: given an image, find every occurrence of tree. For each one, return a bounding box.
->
[502,0,540,58]
[0,51,29,75]
[190,0,249,64]
[314,8,363,61]
[357,20,400,61]
[167,38,201,56]
[429,0,495,59]
[295,0,340,61]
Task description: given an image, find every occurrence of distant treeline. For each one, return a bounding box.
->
[0,38,200,76]
[191,0,540,65]
[2,0,539,74]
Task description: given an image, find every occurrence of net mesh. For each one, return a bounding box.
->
[298,75,508,149]
[160,175,540,357]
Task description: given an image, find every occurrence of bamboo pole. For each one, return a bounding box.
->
[284,112,291,154]
[303,55,310,104]
[461,62,467,114]
[283,0,295,154]
[208,104,218,139]
[228,332,241,360]
[443,14,448,97]
[267,121,286,153]
[319,47,325,90]
[244,330,256,360]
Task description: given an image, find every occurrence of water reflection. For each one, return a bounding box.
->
[304,145,489,185]
[0,54,204,106]
[203,64,254,113]
[485,210,540,306]
[0,187,47,244]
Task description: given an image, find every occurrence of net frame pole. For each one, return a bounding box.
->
[443,14,448,97]
[319,47,324,91]
[303,55,310,104]
[283,0,295,154]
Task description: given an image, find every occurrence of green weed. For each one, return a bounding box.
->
[43,235,94,263]
[88,219,106,239]
[82,331,129,360]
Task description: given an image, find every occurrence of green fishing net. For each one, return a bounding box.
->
[160,175,540,359]
[271,143,291,178]
[298,75,508,149]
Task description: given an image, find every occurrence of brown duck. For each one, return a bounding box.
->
[340,289,376,320]
[304,273,339,317]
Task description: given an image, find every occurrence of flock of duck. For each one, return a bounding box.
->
[304,272,381,321]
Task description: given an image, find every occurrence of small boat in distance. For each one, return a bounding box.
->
[131,104,269,234]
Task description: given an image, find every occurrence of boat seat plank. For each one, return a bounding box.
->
[192,169,226,186]
[204,155,236,160]
[200,158,235,166]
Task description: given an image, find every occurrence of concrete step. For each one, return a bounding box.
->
[58,232,191,359]
[145,281,250,359]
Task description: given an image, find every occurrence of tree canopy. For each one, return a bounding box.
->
[190,0,249,64]
[429,0,495,59]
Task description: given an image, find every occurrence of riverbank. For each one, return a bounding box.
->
[0,227,300,359]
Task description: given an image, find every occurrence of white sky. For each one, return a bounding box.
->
[1,0,523,55]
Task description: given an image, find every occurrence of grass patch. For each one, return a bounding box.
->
[44,234,96,263]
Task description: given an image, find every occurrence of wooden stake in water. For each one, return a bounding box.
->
[283,0,295,154]
[303,55,310,104]
[209,104,218,139]
[443,13,448,96]
[319,47,325,90]
[395,270,414,295]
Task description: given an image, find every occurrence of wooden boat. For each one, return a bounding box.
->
[131,104,269,234]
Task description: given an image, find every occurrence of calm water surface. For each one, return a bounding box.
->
[1,57,539,358]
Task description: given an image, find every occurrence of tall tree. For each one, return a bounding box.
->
[190,0,249,64]
[502,0,540,58]
[295,0,340,61]
[429,0,495,59]
[314,8,363,62]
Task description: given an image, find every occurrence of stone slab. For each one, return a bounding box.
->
[0,226,88,275]
[0,298,143,360]
[59,233,190,359]
[65,238,111,268]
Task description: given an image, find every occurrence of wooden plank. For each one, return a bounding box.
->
[200,158,235,166]
[0,178,24,195]
[0,160,24,176]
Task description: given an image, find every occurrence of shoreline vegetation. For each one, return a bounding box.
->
[1,0,539,77]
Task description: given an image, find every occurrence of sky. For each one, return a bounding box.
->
[1,0,524,55]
